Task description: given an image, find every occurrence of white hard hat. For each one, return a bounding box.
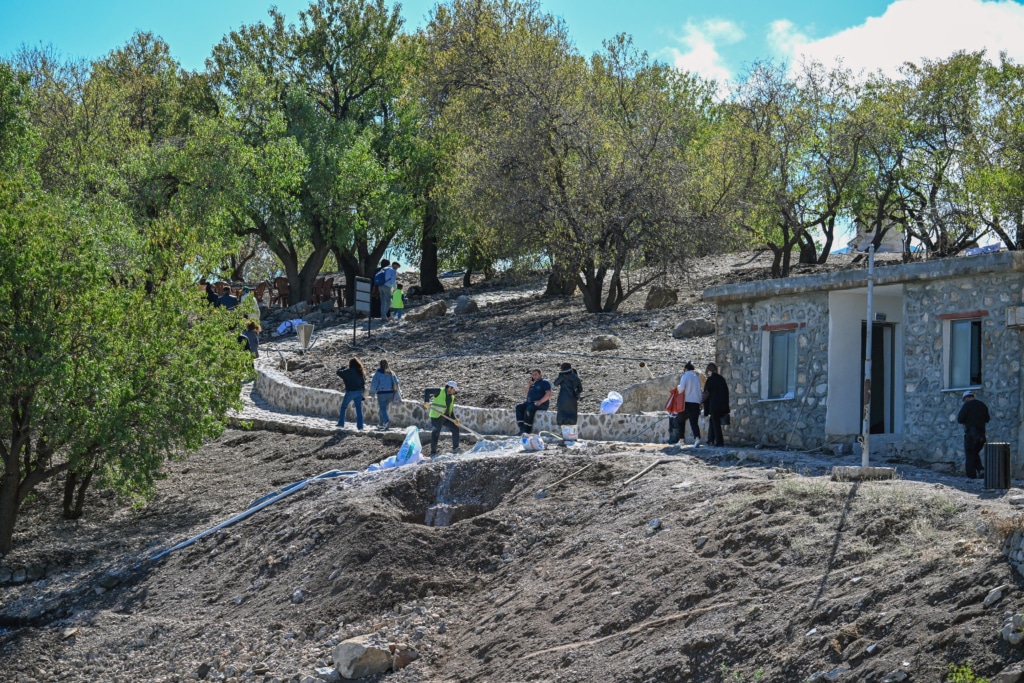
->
[962,390,975,399]
[446,381,458,390]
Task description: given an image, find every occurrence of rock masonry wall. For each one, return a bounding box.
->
[902,273,1024,470]
[714,292,831,450]
[254,361,672,443]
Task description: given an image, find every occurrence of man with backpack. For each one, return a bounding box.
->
[374,260,399,320]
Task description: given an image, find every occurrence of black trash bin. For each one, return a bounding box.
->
[984,442,1011,490]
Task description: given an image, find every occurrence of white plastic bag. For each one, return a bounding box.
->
[275,318,306,336]
[367,426,424,471]
[521,434,545,452]
[395,426,423,466]
[600,391,623,415]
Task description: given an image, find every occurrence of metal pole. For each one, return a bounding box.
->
[862,244,874,468]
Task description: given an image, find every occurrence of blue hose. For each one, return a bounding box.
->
[150,469,357,561]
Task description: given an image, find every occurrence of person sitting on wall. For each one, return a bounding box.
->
[516,369,552,434]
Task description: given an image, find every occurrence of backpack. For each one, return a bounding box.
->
[373,269,388,286]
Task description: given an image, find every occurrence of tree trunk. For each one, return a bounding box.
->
[62,470,94,520]
[463,268,473,288]
[798,234,817,265]
[418,194,444,295]
[577,261,606,313]
[0,460,19,554]
[544,261,577,296]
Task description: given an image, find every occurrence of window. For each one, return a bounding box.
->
[768,330,797,399]
[949,319,982,388]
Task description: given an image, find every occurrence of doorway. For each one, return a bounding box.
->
[859,322,896,434]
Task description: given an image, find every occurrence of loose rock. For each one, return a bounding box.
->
[672,318,715,339]
[591,335,621,351]
[332,635,393,680]
[644,285,678,310]
[454,295,479,315]
[405,300,447,323]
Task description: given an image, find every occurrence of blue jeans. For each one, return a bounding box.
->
[390,308,403,320]
[339,391,364,429]
[377,393,393,426]
[379,286,392,318]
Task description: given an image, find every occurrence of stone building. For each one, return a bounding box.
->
[703,252,1024,474]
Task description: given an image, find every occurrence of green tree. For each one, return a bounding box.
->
[0,61,252,552]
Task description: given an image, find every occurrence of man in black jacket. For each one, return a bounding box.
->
[957,390,990,479]
[703,363,731,447]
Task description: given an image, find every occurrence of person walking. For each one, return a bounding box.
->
[957,390,990,479]
[516,369,552,434]
[678,362,703,445]
[429,381,461,456]
[702,362,730,447]
[552,362,583,427]
[336,357,366,430]
[369,359,401,429]
[238,320,261,358]
[377,261,399,320]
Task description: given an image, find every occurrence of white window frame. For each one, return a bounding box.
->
[761,328,798,400]
[942,317,983,391]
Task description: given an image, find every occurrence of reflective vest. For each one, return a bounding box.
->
[391,290,405,309]
[429,390,454,418]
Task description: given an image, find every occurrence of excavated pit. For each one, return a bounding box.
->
[388,456,537,527]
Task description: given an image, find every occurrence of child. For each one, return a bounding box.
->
[390,283,406,321]
[238,320,261,357]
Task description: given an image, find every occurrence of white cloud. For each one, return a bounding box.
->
[668,19,745,84]
[769,0,1024,75]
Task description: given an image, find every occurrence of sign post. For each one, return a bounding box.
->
[354,276,372,345]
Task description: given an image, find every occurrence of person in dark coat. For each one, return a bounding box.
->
[237,320,260,357]
[552,362,583,426]
[218,286,238,311]
[703,362,730,447]
[957,390,990,479]
[336,357,366,430]
[204,281,219,306]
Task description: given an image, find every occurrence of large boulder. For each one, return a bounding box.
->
[454,295,479,315]
[672,318,715,339]
[287,301,310,316]
[644,285,678,310]
[591,334,622,351]
[332,635,392,680]
[405,299,447,323]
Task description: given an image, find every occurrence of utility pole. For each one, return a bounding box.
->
[862,244,874,468]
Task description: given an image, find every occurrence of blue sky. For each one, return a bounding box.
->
[2,0,1023,81]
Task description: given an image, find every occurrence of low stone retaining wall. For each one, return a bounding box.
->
[254,361,672,443]
[1004,527,1024,580]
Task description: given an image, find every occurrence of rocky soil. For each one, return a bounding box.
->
[4,250,1023,683]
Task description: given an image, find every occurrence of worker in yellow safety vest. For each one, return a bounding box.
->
[429,381,460,455]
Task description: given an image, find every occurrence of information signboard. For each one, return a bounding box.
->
[354,276,372,313]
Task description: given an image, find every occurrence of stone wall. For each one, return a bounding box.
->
[714,292,831,449]
[254,360,672,443]
[902,272,1024,472]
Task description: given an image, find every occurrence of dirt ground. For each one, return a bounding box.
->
[4,249,1022,683]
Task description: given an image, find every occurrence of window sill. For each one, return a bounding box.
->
[942,385,982,394]
[758,396,796,403]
